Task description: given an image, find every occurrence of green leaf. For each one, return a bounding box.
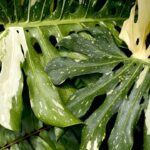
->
[79,63,142,150]
[24,31,81,127]
[108,66,150,150]
[46,57,123,85]
[67,62,136,118]
[58,26,125,58]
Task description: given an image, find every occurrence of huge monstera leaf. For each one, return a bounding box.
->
[1,0,149,150]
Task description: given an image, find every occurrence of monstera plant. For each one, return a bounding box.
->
[0,0,149,149]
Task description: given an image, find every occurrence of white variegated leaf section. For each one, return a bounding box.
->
[119,0,150,61]
[0,27,27,130]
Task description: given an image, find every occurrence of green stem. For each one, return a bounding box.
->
[0,126,51,150]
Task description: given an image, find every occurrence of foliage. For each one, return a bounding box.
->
[0,0,150,150]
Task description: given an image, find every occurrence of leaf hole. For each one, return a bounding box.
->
[114,25,121,33]
[50,0,57,12]
[100,113,118,150]
[16,30,19,33]
[95,23,100,27]
[33,42,42,54]
[81,94,106,120]
[93,0,106,12]
[22,69,32,111]
[139,97,144,105]
[132,110,144,150]
[78,30,91,35]
[120,47,132,57]
[115,82,121,88]
[112,62,124,72]
[49,35,57,47]
[20,45,24,56]
[127,82,135,97]
[136,38,139,45]
[148,55,150,59]
[0,24,5,32]
[11,16,15,22]
[145,33,150,49]
[134,4,138,23]
[68,31,76,35]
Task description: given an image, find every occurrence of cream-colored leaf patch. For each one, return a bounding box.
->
[0,27,27,130]
[119,0,150,61]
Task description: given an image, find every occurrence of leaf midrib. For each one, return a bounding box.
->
[5,18,126,28]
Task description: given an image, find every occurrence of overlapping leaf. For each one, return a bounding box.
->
[46,25,150,150]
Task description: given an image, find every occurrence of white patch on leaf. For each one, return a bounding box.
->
[119,0,150,61]
[52,98,64,110]
[107,90,113,95]
[136,66,149,88]
[86,139,99,150]
[93,138,99,150]
[86,141,92,150]
[0,27,27,130]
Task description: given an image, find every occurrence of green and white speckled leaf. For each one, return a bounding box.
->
[108,66,150,150]
[23,30,81,127]
[46,26,126,85]
[67,62,136,118]
[79,63,143,150]
[46,22,150,149]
